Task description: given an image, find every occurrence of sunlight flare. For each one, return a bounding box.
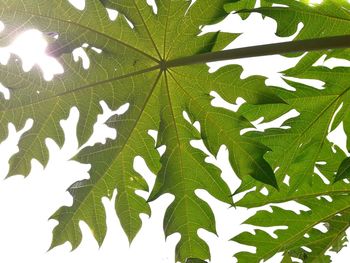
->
[2,29,63,81]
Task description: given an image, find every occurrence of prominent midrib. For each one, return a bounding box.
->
[165,35,350,68]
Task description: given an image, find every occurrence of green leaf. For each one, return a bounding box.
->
[233,0,350,262]
[224,0,257,19]
[234,198,350,262]
[2,0,350,262]
[231,1,350,260]
[238,67,350,192]
[234,141,350,260]
[247,0,350,75]
[235,1,350,191]
[0,0,281,261]
[224,0,272,20]
[335,157,350,183]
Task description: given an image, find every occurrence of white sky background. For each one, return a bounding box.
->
[0,0,350,262]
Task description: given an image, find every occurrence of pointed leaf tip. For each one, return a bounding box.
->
[334,157,350,183]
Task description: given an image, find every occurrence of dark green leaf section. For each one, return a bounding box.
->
[238,67,350,192]
[234,149,350,262]
[232,1,350,261]
[234,197,350,262]
[234,65,350,261]
[335,157,350,183]
[235,0,350,192]
[234,110,350,262]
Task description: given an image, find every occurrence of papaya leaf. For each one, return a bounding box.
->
[1,0,350,262]
[243,0,350,75]
[335,157,350,183]
[234,198,350,262]
[232,1,350,261]
[0,0,282,261]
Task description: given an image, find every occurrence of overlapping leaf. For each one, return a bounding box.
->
[245,0,350,75]
[233,66,350,261]
[232,0,350,261]
[235,196,350,262]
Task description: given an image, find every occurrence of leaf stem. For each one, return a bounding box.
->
[165,35,350,68]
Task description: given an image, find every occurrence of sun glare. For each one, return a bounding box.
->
[0,28,64,81]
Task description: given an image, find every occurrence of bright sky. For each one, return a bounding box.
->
[0,1,349,263]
